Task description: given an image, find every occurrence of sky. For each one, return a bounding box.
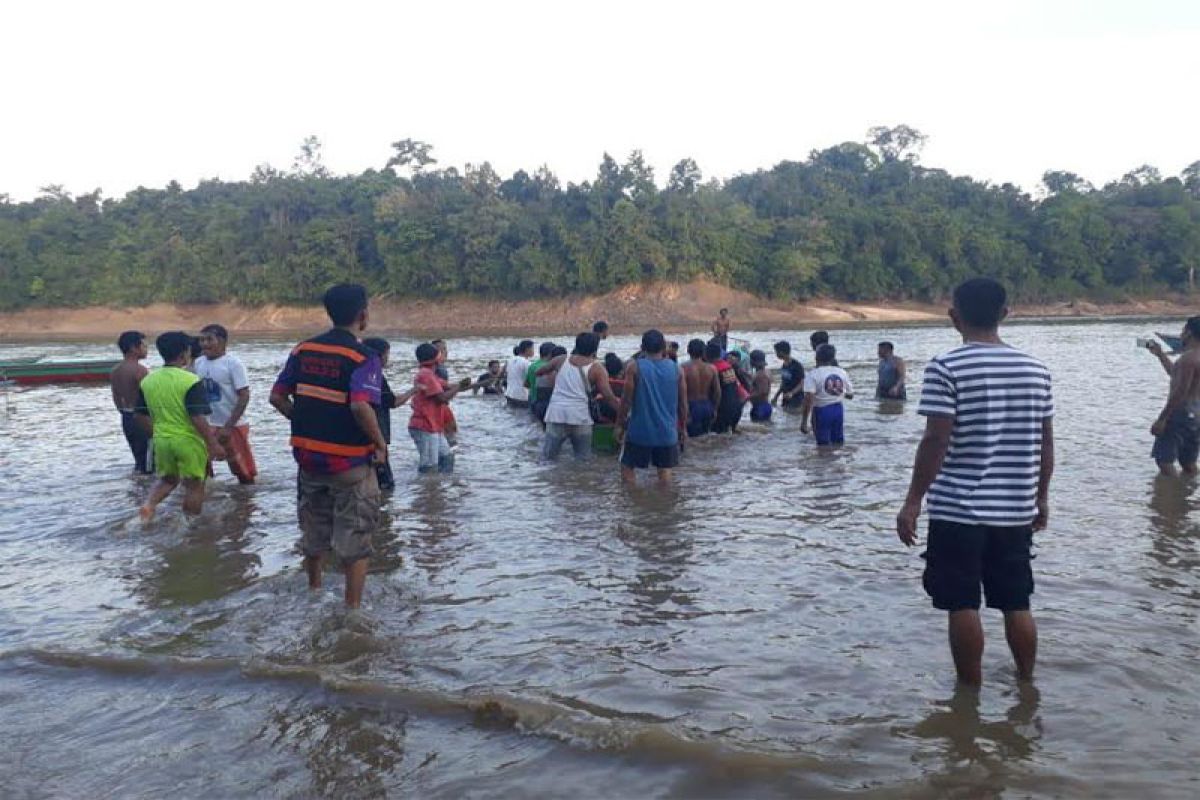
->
[2,0,1199,202]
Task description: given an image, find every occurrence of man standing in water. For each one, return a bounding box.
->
[195,324,257,484]
[269,284,386,609]
[876,341,907,400]
[617,330,688,486]
[112,330,152,474]
[897,278,1055,687]
[593,321,610,342]
[682,339,719,437]
[1147,317,1200,476]
[711,308,731,353]
[770,340,805,412]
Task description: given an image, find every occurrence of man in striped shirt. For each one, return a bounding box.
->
[897,278,1055,687]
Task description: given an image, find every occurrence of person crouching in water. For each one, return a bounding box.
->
[136,331,225,520]
[748,350,773,422]
[408,343,465,474]
[537,332,621,461]
[801,344,854,447]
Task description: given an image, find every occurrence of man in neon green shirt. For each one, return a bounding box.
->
[135,331,225,521]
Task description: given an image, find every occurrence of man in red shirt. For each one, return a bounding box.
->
[408,342,465,473]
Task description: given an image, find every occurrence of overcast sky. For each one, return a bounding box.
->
[3,0,1198,201]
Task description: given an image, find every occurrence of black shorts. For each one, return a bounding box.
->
[1152,409,1200,466]
[620,441,680,470]
[921,520,1034,612]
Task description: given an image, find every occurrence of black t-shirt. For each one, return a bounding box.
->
[779,359,805,393]
[477,372,502,394]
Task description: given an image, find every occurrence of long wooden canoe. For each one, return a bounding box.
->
[0,359,121,385]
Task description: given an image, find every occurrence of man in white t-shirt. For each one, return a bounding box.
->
[800,344,853,446]
[195,324,257,483]
[505,339,534,407]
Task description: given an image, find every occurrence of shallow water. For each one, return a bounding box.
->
[1,320,1198,798]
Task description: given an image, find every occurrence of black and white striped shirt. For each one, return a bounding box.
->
[918,343,1054,526]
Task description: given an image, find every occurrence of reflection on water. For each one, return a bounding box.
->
[2,321,1200,797]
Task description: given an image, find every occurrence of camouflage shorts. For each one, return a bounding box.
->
[297,465,380,565]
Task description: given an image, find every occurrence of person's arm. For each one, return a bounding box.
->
[269,354,298,419]
[889,358,907,397]
[799,393,814,433]
[350,401,388,462]
[677,365,689,440]
[1147,340,1175,377]
[844,373,855,401]
[615,361,639,440]
[536,354,567,377]
[896,415,955,545]
[393,388,415,408]
[223,360,251,430]
[592,363,620,409]
[1152,355,1197,436]
[133,387,154,436]
[1034,418,1054,531]
[184,382,225,459]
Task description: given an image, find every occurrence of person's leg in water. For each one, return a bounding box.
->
[122,412,151,473]
[948,608,985,687]
[656,467,673,487]
[568,425,592,460]
[305,553,324,590]
[621,465,638,485]
[411,429,437,473]
[139,476,179,521]
[542,423,568,462]
[1003,610,1037,681]
[436,433,455,473]
[344,557,368,608]
[181,478,206,515]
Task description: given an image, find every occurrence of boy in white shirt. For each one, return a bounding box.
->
[800,344,854,446]
[195,324,257,483]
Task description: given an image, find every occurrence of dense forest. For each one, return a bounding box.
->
[2,126,1198,311]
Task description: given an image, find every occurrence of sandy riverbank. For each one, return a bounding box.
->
[0,280,1194,340]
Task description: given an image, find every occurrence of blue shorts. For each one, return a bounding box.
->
[812,403,844,445]
[750,400,773,422]
[687,399,714,437]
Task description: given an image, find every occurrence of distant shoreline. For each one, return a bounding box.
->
[0,280,1194,341]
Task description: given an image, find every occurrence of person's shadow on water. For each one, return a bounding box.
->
[898,683,1043,797]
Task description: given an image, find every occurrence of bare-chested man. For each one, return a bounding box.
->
[748,350,773,422]
[1147,316,1200,476]
[711,308,731,353]
[682,339,720,437]
[111,330,152,473]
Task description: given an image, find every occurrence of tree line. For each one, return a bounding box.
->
[2,126,1198,312]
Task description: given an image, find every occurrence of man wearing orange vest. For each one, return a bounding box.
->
[270,284,387,608]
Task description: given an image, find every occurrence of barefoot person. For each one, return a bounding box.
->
[770,340,805,412]
[876,341,907,400]
[538,332,620,461]
[269,283,386,608]
[896,277,1055,687]
[111,330,152,474]
[505,340,535,408]
[195,324,257,484]
[408,343,467,474]
[363,337,415,492]
[1147,317,1200,476]
[748,350,773,422]
[617,330,688,486]
[682,339,719,437]
[800,345,853,446]
[136,332,225,520]
[711,308,731,354]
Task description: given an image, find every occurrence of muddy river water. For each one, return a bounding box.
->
[0,319,1197,798]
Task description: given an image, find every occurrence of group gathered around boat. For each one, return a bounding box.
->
[93,277,1200,687]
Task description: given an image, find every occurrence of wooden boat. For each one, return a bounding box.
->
[0,356,44,368]
[0,359,120,385]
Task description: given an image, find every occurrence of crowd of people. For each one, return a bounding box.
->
[107,277,1200,686]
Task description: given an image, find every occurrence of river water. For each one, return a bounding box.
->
[0,319,1197,798]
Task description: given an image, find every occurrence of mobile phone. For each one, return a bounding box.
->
[1136,337,1152,349]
